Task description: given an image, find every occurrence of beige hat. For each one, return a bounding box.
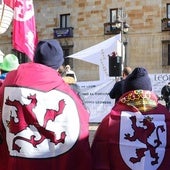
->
[63,76,76,84]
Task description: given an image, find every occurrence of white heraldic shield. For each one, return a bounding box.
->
[119,111,166,170]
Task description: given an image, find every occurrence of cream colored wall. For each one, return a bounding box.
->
[1,0,170,80]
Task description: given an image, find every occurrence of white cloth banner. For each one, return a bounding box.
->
[78,79,115,122]
[78,73,170,123]
[68,34,121,81]
[150,73,170,97]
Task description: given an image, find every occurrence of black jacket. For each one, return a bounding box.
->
[109,79,125,103]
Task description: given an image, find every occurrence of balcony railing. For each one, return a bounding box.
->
[53,27,73,38]
[104,22,121,35]
[161,18,170,31]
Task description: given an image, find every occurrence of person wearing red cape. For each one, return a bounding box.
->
[91,67,170,170]
[0,39,92,170]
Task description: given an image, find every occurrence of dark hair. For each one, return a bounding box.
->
[161,84,170,111]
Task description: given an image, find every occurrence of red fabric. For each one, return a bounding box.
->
[12,0,38,61]
[0,63,92,170]
[3,0,14,8]
[91,96,170,170]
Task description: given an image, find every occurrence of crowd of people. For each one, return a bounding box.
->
[0,39,170,170]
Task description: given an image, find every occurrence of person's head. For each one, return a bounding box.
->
[122,66,132,78]
[123,67,152,93]
[34,39,64,70]
[65,65,71,71]
[0,54,19,73]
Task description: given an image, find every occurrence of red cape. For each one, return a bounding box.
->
[0,63,92,170]
[91,90,170,170]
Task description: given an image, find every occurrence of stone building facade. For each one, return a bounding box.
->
[0,0,170,81]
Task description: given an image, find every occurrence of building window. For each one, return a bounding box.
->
[167,4,170,27]
[61,46,73,66]
[60,14,70,28]
[168,44,170,65]
[162,41,170,66]
[110,8,118,23]
[167,4,170,18]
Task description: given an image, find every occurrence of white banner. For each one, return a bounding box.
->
[150,73,170,97]
[78,79,115,122]
[78,74,170,123]
[68,34,121,81]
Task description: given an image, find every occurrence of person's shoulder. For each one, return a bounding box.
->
[161,85,170,94]
[119,79,125,84]
[115,79,125,86]
[19,62,57,71]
